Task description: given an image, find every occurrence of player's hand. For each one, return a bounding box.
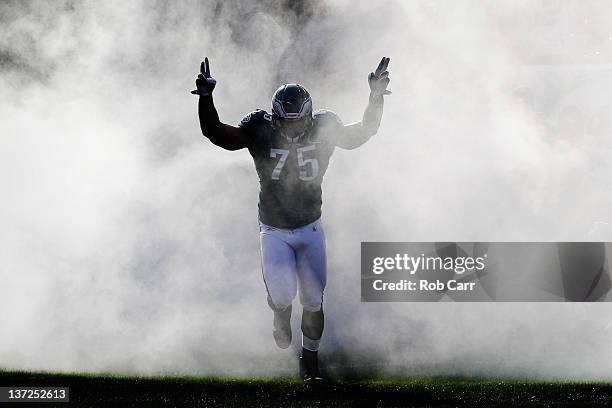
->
[191,57,217,96]
[368,57,391,98]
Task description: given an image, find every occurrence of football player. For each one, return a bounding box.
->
[192,56,391,380]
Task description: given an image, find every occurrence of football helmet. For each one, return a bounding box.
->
[271,84,313,142]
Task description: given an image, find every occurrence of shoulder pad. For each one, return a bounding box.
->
[313,109,343,127]
[239,109,272,128]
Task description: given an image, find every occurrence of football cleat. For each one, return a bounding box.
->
[273,304,292,349]
[299,348,323,381]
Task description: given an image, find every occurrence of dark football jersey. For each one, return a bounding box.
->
[239,109,343,229]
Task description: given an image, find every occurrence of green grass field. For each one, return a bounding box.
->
[1,370,611,407]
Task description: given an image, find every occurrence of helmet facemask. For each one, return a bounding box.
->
[273,115,313,143]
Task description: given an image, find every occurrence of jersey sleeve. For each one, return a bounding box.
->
[312,109,344,145]
[238,109,268,136]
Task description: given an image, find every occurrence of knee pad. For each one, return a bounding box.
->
[267,295,291,312]
[301,308,324,340]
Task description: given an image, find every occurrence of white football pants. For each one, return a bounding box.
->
[259,218,327,312]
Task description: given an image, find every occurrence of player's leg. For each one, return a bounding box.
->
[260,228,298,349]
[296,220,327,346]
[295,219,327,380]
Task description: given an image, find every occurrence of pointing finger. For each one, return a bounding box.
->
[381,57,390,72]
[375,57,385,76]
[204,57,210,77]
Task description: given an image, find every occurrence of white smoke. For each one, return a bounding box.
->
[1,0,611,379]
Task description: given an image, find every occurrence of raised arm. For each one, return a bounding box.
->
[192,58,249,151]
[335,57,391,150]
